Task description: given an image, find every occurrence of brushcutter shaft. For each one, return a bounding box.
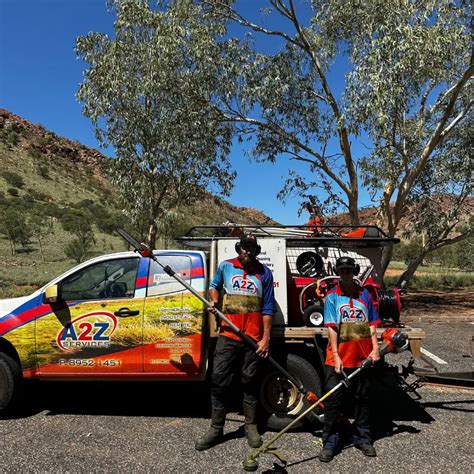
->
[162,263,311,396]
[247,363,366,464]
[116,228,315,400]
[245,328,409,468]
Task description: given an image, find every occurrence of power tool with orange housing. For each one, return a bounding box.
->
[242,328,409,472]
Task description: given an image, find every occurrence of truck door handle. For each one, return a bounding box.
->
[114,308,140,317]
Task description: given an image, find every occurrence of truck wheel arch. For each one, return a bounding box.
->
[0,338,22,368]
[0,351,22,417]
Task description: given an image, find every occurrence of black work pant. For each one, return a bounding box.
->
[210,335,261,411]
[322,365,373,449]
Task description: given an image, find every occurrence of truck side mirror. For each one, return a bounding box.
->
[43,284,59,304]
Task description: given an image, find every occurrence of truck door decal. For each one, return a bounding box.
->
[143,253,206,377]
[36,257,144,376]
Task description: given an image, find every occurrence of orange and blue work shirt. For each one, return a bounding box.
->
[324,283,380,368]
[210,257,274,342]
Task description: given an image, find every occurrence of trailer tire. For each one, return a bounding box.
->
[0,352,22,418]
[259,353,322,431]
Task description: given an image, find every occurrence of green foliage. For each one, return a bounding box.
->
[61,209,93,236]
[392,239,423,265]
[29,148,43,160]
[385,272,474,290]
[5,131,20,147]
[96,212,127,235]
[64,235,96,263]
[37,164,50,179]
[2,170,25,188]
[29,209,55,262]
[7,187,19,197]
[26,188,50,202]
[0,208,32,253]
[83,0,470,272]
[76,0,236,245]
[61,209,96,263]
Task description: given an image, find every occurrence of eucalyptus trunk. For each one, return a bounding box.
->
[396,251,429,289]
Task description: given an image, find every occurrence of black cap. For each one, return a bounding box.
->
[335,256,357,270]
[240,233,258,248]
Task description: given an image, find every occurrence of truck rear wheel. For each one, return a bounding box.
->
[0,352,22,417]
[259,353,322,431]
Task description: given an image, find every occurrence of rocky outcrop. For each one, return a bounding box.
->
[0,108,108,175]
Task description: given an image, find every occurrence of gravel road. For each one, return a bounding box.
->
[1,322,472,472]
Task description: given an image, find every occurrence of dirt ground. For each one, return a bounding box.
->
[401,289,474,323]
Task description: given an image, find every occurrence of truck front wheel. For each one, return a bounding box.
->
[0,352,22,417]
[259,353,322,431]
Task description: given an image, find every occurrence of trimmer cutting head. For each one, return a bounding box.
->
[243,454,259,471]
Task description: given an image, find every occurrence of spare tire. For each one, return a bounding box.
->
[259,353,322,431]
[303,304,325,327]
[296,252,324,277]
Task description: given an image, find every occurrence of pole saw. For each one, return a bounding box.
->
[242,327,409,471]
[117,228,318,405]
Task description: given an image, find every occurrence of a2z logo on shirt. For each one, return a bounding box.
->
[231,275,257,294]
[339,304,367,322]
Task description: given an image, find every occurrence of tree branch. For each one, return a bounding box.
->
[393,63,474,222]
[286,0,358,216]
[434,229,473,250]
[439,101,473,139]
[202,1,304,49]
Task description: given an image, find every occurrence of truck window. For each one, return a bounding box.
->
[147,256,191,296]
[60,258,139,301]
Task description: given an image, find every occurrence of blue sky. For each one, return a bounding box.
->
[0,0,372,224]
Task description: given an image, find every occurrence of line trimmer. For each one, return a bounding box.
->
[242,328,409,471]
[117,229,318,404]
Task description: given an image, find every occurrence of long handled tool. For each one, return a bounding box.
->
[117,229,317,403]
[242,328,409,471]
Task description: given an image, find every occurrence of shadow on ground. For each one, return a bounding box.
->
[13,380,212,419]
[8,366,437,438]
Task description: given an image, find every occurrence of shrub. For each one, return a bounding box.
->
[76,199,95,208]
[6,131,20,147]
[26,188,50,202]
[2,171,25,188]
[96,213,127,234]
[61,209,96,263]
[64,234,95,263]
[7,188,19,197]
[42,202,63,218]
[0,208,32,253]
[29,148,43,160]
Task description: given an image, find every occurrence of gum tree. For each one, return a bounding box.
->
[78,0,472,273]
[395,121,473,287]
[200,0,472,272]
[76,0,235,246]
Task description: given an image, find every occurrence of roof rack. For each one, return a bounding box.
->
[176,225,399,249]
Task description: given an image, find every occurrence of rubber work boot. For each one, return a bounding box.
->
[318,448,335,462]
[243,402,262,448]
[355,443,377,457]
[194,408,226,451]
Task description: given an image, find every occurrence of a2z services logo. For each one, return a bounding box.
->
[57,312,118,351]
[231,275,257,294]
[339,304,367,323]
